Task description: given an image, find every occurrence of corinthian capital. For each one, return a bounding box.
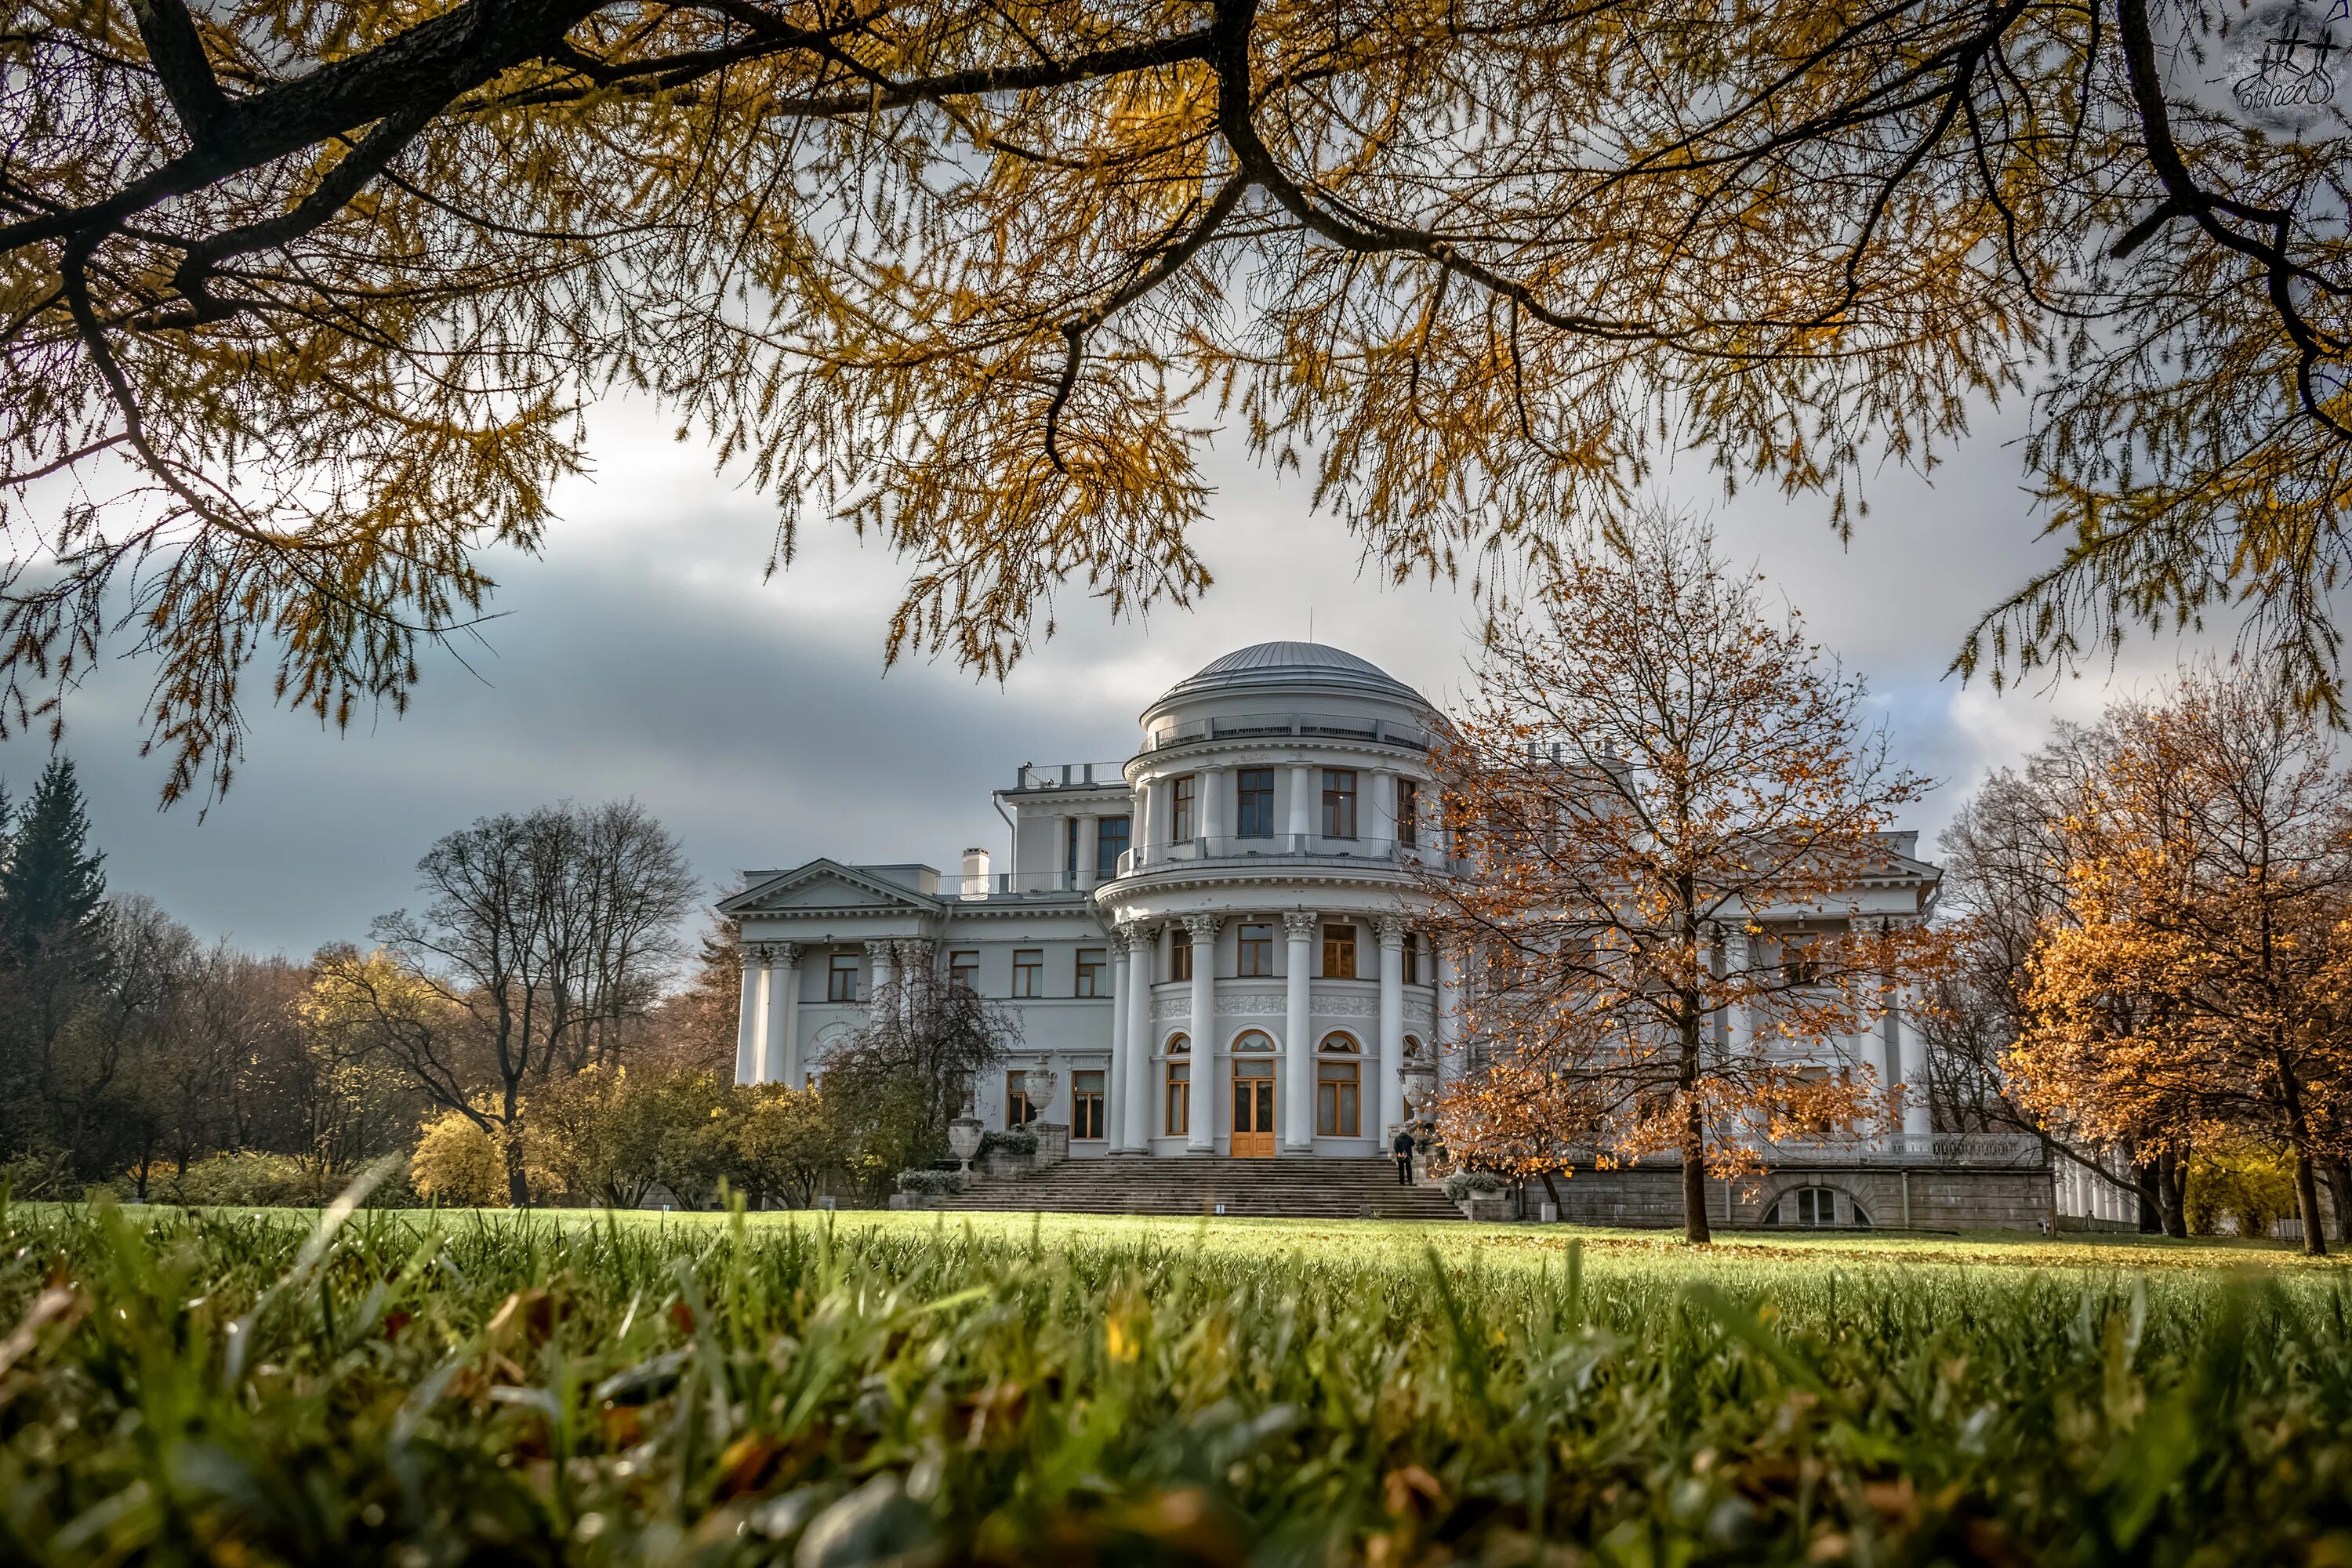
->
[1374,915,1409,947]
[1182,912,1221,942]
[1281,909,1320,941]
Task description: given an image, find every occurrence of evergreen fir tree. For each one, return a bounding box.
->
[0,757,106,969]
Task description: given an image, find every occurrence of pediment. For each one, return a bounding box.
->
[720,859,942,916]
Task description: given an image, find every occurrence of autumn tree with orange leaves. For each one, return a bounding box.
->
[1418,512,1941,1244]
[2009,671,2352,1255]
[2,0,2350,804]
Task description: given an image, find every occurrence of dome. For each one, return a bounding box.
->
[1148,641,1428,711]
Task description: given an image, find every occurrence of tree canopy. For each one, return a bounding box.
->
[1,0,2347,797]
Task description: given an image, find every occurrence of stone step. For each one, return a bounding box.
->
[935,1156,1464,1220]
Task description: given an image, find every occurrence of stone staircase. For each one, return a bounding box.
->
[932,1155,1463,1221]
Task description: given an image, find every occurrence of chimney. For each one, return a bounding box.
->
[960,847,990,900]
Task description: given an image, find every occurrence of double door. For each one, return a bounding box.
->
[1231,1059,1276,1157]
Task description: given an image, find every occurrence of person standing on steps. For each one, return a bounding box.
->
[1391,1126,1416,1186]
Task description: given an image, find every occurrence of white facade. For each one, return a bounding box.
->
[724,641,1945,1163]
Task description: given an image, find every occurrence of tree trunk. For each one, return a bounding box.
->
[1540,1169,1564,1210]
[2325,1160,2352,1245]
[2154,1148,2189,1238]
[2292,1151,2328,1256]
[2132,1160,2163,1232]
[501,1085,532,1208]
[2274,1053,2328,1256]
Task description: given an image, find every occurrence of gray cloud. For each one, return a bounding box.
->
[0,394,2247,954]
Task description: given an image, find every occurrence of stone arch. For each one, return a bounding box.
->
[1319,1030,1362,1054]
[1230,1028,1276,1053]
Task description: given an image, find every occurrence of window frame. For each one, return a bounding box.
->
[949,949,980,993]
[1236,768,1276,837]
[1164,1059,1190,1136]
[826,951,859,1003]
[1171,775,1196,840]
[1005,1071,1036,1129]
[1322,768,1359,838]
[1402,931,1420,985]
[1396,777,1419,846]
[1094,815,1130,880]
[1236,921,1273,978]
[1170,927,1192,982]
[1071,1069,1105,1140]
[1316,1058,1361,1137]
[1322,923,1357,979]
[1011,948,1044,998]
[1075,947,1107,998]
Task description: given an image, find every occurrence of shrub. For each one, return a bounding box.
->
[980,1128,1036,1157]
[411,1112,510,1207]
[895,1169,964,1196]
[1443,1170,1505,1203]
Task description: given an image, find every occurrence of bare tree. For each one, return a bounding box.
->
[348,800,696,1204]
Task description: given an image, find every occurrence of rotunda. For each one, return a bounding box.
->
[1091,641,1453,1157]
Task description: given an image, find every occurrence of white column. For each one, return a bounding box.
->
[1372,770,1396,848]
[1185,913,1220,1152]
[735,945,762,1085]
[1897,971,1931,1136]
[1283,910,1317,1150]
[763,942,800,1084]
[1377,916,1406,1135]
[1132,780,1152,869]
[1077,815,1099,891]
[1726,926,1754,1058]
[865,940,895,1011]
[1051,813,1070,891]
[1200,764,1225,842]
[1287,763,1315,842]
[1105,928,1130,1152]
[1125,923,1156,1149]
[1435,938,1462,1098]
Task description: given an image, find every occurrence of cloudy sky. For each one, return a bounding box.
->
[2,393,2204,959]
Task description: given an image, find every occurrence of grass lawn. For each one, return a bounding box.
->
[5,1199,2350,1565]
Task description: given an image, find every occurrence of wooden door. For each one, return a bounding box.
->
[1231,1060,1276,1156]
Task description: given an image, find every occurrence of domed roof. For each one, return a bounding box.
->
[1149,641,1428,710]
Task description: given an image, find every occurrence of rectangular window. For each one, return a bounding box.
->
[1171,775,1196,840]
[1236,769,1275,837]
[827,951,859,1003]
[1164,1062,1190,1136]
[1171,927,1193,982]
[1322,769,1358,838]
[1403,932,1421,986]
[1237,922,1272,978]
[1012,949,1044,998]
[1005,1071,1035,1129]
[1396,778,1419,846]
[1076,947,1107,998]
[1317,1060,1361,1137]
[1072,1069,1105,1139]
[1095,816,1130,880]
[1323,924,1357,979]
[949,950,979,993]
[1780,935,1823,988]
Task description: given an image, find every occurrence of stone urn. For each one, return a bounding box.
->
[1025,1067,1059,1119]
[1403,1071,1437,1116]
[947,1116,985,1177]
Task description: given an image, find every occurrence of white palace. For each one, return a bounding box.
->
[724,641,2074,1228]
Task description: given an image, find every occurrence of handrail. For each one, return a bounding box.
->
[1144,711,1434,753]
[1112,835,1459,878]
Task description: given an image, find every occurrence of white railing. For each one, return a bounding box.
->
[1113,835,1460,878]
[1014,761,1130,790]
[1552,1134,2045,1169]
[1145,712,1434,753]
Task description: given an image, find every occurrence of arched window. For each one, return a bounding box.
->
[1165,1032,1189,1056]
[1763,1187,1867,1227]
[1403,1033,1426,1062]
[1232,1029,1276,1052]
[1319,1031,1361,1054]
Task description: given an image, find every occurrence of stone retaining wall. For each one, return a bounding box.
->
[1537,1163,2055,1232]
